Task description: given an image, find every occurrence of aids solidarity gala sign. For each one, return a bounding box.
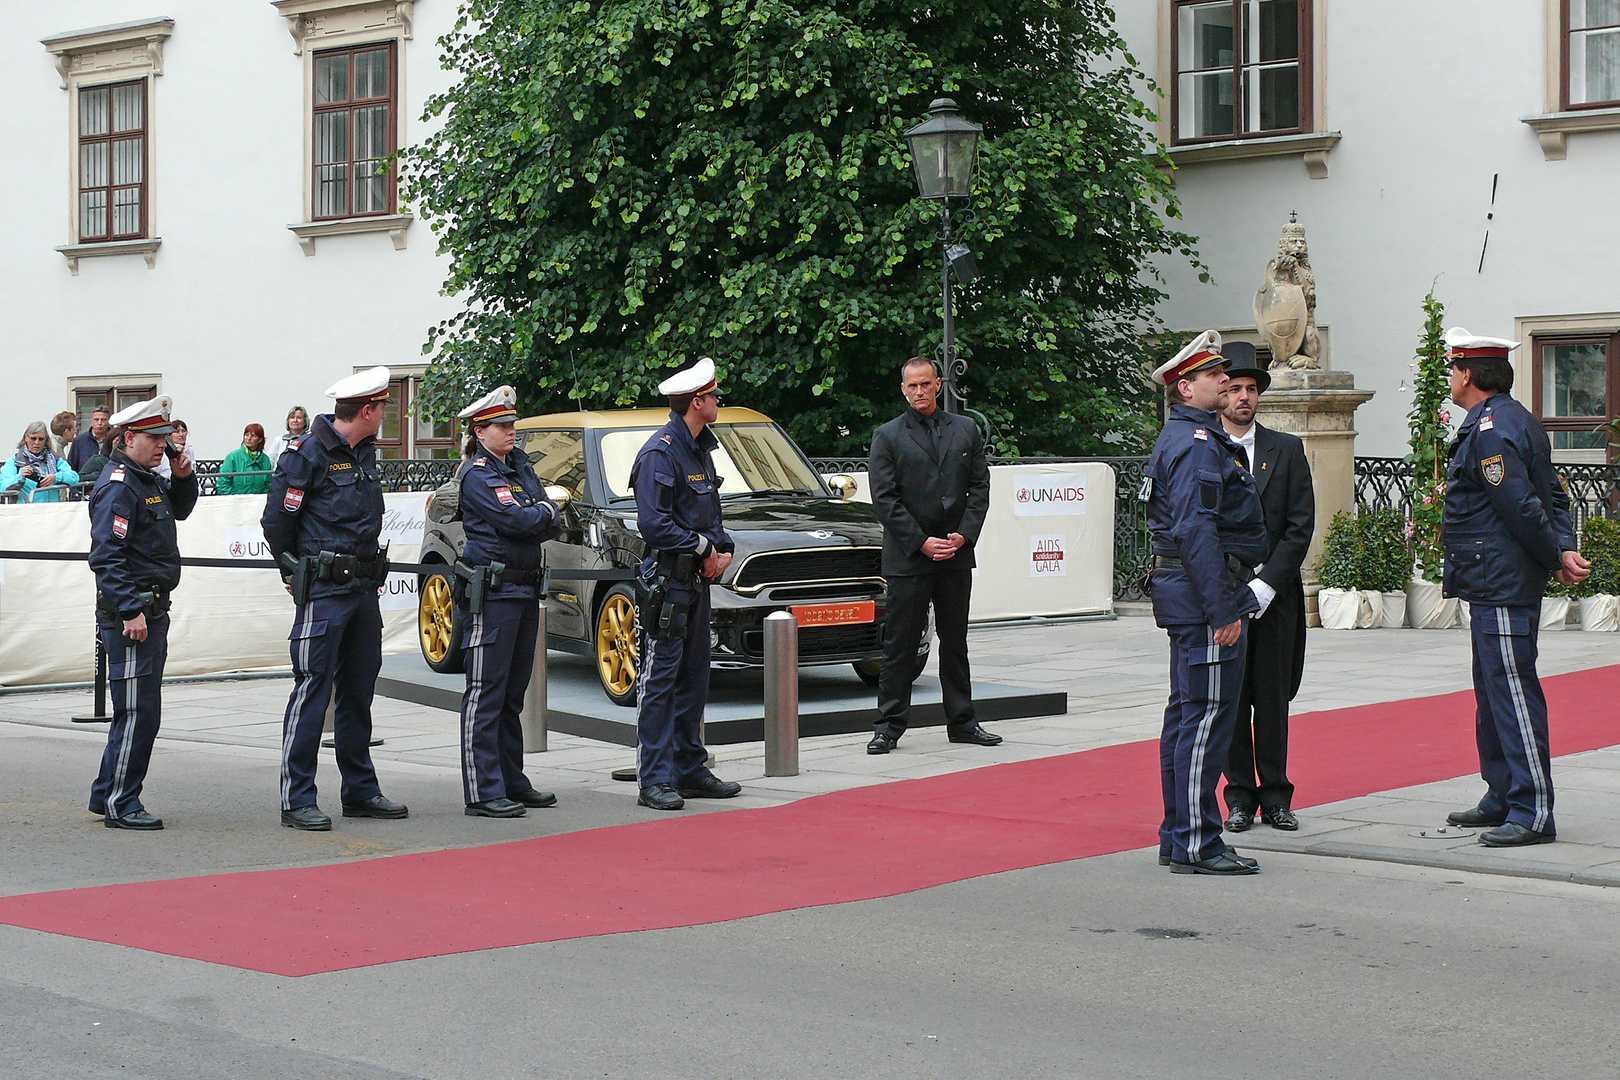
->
[1030,534,1066,577]
[1011,473,1087,517]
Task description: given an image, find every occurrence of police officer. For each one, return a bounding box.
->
[263,367,407,831]
[1440,329,1587,847]
[454,386,562,817]
[86,397,197,830]
[1145,332,1268,875]
[629,358,742,811]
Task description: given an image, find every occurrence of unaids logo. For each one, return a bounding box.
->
[229,540,247,557]
[1011,473,1089,517]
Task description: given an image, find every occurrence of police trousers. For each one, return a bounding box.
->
[1160,621,1247,864]
[280,592,383,811]
[1470,604,1555,834]
[90,613,169,820]
[635,581,711,788]
[459,598,539,805]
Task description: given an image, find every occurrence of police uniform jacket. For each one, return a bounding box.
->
[88,449,199,618]
[1146,403,1268,627]
[261,413,386,599]
[1443,392,1575,608]
[867,407,991,576]
[459,446,560,600]
[630,413,734,561]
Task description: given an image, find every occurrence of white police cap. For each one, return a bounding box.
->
[657,357,719,397]
[325,366,392,403]
[1444,328,1520,360]
[1151,330,1228,386]
[109,395,176,435]
[458,385,519,423]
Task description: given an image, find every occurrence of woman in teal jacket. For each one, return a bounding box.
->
[216,423,274,496]
[2,421,79,502]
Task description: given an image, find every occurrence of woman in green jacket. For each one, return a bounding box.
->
[217,423,274,496]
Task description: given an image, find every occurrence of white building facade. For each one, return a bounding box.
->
[1117,0,1620,460]
[1,0,465,461]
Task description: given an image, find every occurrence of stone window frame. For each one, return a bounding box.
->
[272,0,416,255]
[41,18,173,274]
[1156,0,1340,179]
[1514,311,1620,464]
[1523,0,1620,160]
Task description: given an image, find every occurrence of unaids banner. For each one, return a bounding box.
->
[969,465,1114,621]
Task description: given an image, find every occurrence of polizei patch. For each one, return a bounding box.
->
[1481,455,1506,486]
[112,515,129,538]
[495,486,516,506]
[284,488,305,511]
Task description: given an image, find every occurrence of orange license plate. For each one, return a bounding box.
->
[789,601,875,627]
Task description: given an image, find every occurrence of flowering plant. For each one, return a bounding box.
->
[1406,287,1450,582]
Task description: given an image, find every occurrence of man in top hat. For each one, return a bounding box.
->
[262,367,407,831]
[1145,331,1269,875]
[1216,345,1316,834]
[86,396,197,830]
[1440,329,1587,847]
[627,358,743,811]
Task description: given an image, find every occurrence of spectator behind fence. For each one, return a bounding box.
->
[270,406,310,463]
[153,419,196,480]
[2,421,79,503]
[217,423,274,495]
[69,406,110,472]
[51,411,78,458]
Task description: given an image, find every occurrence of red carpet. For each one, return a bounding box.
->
[4,664,1619,976]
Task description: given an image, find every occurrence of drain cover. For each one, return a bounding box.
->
[1408,826,1474,839]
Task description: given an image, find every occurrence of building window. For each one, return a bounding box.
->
[1533,333,1617,462]
[374,375,455,460]
[77,80,148,241]
[73,383,159,433]
[312,42,396,220]
[1566,0,1620,108]
[1173,0,1310,143]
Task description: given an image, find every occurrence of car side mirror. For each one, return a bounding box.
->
[827,473,859,500]
[545,484,572,508]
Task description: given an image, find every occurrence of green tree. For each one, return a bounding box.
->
[402,0,1202,456]
[1406,287,1449,582]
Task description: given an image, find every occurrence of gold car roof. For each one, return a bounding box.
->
[514,406,772,430]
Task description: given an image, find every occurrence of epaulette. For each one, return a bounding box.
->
[659,435,673,444]
[286,436,307,453]
[108,465,128,484]
[472,456,488,467]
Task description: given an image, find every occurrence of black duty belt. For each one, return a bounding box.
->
[486,565,545,589]
[97,589,170,618]
[655,550,701,582]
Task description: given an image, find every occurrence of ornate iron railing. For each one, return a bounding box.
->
[1355,456,1620,533]
[808,454,1153,602]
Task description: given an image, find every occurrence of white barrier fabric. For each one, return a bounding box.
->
[0,493,429,687]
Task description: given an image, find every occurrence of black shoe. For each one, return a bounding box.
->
[1479,822,1555,847]
[104,810,163,831]
[947,724,1003,746]
[1224,806,1254,832]
[678,775,741,799]
[1159,852,1172,867]
[466,798,526,818]
[1447,806,1507,829]
[1171,851,1261,875]
[342,794,409,819]
[510,789,557,809]
[638,783,685,811]
[1228,851,1260,869]
[1262,806,1299,831]
[281,805,332,831]
[867,731,898,755]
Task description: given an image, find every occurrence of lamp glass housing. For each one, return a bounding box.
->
[903,100,981,200]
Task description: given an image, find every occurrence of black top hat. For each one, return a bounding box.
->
[1220,342,1270,393]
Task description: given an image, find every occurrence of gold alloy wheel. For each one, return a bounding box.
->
[597,590,640,699]
[419,573,456,664]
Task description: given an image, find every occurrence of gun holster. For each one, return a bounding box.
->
[280,553,313,606]
[453,559,502,615]
[639,552,697,642]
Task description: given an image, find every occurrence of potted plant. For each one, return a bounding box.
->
[1543,572,1573,630]
[1403,288,1458,629]
[1317,511,1364,629]
[1365,508,1412,627]
[1579,516,1620,632]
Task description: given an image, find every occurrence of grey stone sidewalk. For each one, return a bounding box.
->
[2,616,1616,883]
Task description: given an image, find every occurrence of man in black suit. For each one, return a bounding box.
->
[1219,354,1315,831]
[865,357,999,753]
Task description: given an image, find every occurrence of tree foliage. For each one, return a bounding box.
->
[1406,286,1449,582]
[403,0,1201,456]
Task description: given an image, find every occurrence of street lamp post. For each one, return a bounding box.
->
[903,97,982,415]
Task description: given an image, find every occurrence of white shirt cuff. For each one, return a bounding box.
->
[1247,578,1275,617]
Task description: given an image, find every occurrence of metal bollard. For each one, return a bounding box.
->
[70,635,109,723]
[763,610,799,776]
[522,601,548,752]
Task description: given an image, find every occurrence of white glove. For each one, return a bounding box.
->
[1247,577,1275,619]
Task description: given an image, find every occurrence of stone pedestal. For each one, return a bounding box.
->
[1257,369,1375,626]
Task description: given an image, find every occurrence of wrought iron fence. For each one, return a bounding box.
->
[1354,456,1620,533]
[809,455,1153,602]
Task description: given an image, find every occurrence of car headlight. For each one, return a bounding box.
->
[710,629,721,651]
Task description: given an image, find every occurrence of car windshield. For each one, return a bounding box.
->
[597,422,826,500]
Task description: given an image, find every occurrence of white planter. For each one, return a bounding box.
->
[1541,595,1570,630]
[1318,587,1359,629]
[1355,590,1384,629]
[1406,577,1459,629]
[1379,591,1408,628]
[1458,601,1470,630]
[1581,594,1620,632]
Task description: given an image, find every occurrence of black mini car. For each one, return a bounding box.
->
[416,407,925,705]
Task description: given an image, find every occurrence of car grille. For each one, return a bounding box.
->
[742,622,882,659]
[733,547,882,591]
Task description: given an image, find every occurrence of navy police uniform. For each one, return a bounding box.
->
[1444,388,1574,838]
[1146,335,1266,870]
[262,408,392,817]
[87,428,198,826]
[630,400,734,798]
[455,394,560,812]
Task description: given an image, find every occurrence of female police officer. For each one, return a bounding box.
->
[87,396,198,830]
[455,387,562,817]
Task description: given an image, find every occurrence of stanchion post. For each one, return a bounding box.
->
[70,634,109,723]
[763,611,799,776]
[522,601,548,752]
